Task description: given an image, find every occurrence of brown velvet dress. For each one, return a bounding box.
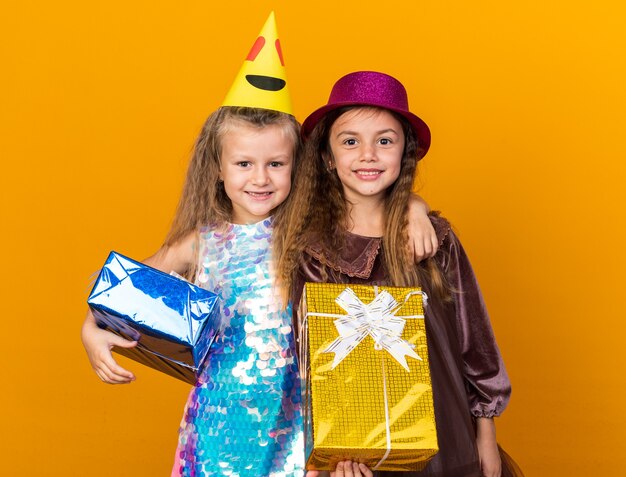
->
[292,215,522,477]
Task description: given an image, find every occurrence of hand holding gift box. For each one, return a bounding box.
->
[87,251,221,384]
[299,283,438,471]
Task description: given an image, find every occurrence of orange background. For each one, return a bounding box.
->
[2,1,625,475]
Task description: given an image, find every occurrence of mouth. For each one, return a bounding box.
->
[353,169,383,179]
[245,75,286,91]
[246,191,274,200]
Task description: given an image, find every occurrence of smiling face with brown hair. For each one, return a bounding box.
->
[328,107,405,206]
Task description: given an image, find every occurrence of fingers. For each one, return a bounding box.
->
[477,433,502,477]
[332,461,371,477]
[412,236,436,262]
[481,468,501,477]
[111,335,138,349]
[102,361,135,383]
[410,229,439,263]
[95,361,135,384]
[429,231,439,258]
[413,232,439,262]
[423,234,434,257]
[94,368,109,383]
[93,349,136,384]
[413,238,426,262]
[103,337,136,383]
[480,462,502,477]
[83,324,137,384]
[357,463,373,477]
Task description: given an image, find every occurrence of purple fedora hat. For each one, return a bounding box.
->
[302,71,431,159]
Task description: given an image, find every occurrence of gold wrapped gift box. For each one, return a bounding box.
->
[299,283,438,471]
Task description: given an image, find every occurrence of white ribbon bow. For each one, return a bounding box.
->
[322,288,422,371]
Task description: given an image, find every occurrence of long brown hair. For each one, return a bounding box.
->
[274,106,449,301]
[164,106,301,278]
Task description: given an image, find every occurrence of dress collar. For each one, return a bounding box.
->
[305,232,382,279]
[303,214,451,279]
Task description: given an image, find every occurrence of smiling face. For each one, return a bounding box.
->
[219,122,294,224]
[328,108,405,205]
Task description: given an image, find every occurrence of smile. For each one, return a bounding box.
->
[246,191,273,199]
[354,169,383,179]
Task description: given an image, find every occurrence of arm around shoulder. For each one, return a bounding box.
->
[407,194,438,261]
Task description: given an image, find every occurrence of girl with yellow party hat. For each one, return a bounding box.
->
[81,13,306,477]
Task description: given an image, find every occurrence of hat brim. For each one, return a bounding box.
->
[302,101,431,159]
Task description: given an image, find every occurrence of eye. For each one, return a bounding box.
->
[378,138,393,145]
[343,138,358,146]
[269,161,284,168]
[237,161,251,168]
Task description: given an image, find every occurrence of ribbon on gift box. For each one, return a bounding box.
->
[307,287,425,371]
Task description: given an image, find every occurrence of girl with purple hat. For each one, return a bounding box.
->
[276,71,523,477]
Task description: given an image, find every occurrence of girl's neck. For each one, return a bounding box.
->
[345,197,385,237]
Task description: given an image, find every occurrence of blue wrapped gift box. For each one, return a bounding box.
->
[87,251,221,384]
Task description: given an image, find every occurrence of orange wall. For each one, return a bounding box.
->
[2,1,625,475]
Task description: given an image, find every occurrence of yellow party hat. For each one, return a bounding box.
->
[222,12,293,115]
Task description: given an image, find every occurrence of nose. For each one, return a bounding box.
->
[252,166,270,186]
[360,144,377,162]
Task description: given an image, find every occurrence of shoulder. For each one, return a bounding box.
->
[429,212,465,272]
[146,231,198,274]
[429,212,453,247]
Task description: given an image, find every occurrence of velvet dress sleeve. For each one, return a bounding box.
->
[441,229,512,418]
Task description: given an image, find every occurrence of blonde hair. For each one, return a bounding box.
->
[275,106,450,302]
[164,106,301,278]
